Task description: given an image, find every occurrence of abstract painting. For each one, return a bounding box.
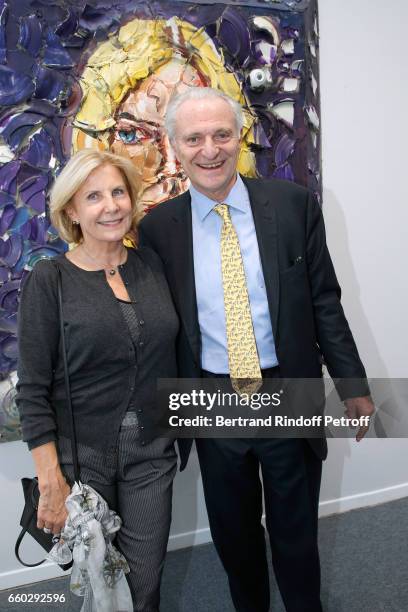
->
[0,0,320,442]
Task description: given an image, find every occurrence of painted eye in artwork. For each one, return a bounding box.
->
[116,125,157,145]
[118,129,139,144]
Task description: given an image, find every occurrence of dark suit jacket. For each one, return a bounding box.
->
[139,176,369,469]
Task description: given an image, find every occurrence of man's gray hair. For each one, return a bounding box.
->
[165,87,244,142]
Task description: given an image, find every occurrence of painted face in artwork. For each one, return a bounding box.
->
[111,60,208,209]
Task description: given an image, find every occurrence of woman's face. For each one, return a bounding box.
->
[67,164,133,249]
[111,61,207,209]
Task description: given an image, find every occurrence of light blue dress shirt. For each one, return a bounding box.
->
[191,175,278,374]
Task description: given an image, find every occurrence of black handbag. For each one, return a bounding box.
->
[15,265,80,571]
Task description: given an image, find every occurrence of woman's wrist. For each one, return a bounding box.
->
[32,441,65,486]
[37,467,65,489]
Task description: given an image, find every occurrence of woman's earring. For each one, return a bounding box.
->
[72,220,80,225]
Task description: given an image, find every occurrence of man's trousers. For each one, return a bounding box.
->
[195,435,323,612]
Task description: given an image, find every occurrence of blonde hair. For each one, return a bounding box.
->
[50,149,143,244]
[72,17,257,178]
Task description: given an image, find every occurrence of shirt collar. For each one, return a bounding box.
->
[190,174,249,222]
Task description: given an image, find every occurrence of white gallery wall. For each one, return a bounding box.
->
[317,0,408,512]
[1,0,407,591]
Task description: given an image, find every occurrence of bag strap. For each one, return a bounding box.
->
[14,525,46,568]
[14,263,79,569]
[56,265,80,484]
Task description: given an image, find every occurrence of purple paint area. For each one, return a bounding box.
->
[33,66,67,103]
[273,163,295,181]
[55,9,79,39]
[20,130,53,169]
[0,313,17,334]
[1,111,45,152]
[0,3,7,64]
[18,214,50,243]
[19,173,48,214]
[0,65,35,106]
[0,205,17,234]
[0,278,21,311]
[0,161,20,195]
[253,40,277,66]
[43,28,74,69]
[79,4,121,32]
[1,335,18,359]
[218,7,252,67]
[0,236,23,269]
[18,14,43,56]
[275,133,296,166]
[253,121,273,148]
[0,266,8,284]
[0,193,15,209]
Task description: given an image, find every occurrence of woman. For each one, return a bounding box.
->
[16,149,178,611]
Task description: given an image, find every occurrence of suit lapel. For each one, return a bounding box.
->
[242,176,280,342]
[168,192,201,365]
[169,177,280,361]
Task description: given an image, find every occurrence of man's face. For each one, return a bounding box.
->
[111,61,206,209]
[171,97,242,202]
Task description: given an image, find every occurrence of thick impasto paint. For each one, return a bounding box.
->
[0,0,320,442]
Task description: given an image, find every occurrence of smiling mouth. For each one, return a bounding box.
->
[196,161,225,170]
[97,219,123,226]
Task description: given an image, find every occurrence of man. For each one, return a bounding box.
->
[138,87,374,612]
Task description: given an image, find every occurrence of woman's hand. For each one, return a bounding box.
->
[31,441,71,535]
[37,475,71,535]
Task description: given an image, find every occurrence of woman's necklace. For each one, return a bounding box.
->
[80,244,127,276]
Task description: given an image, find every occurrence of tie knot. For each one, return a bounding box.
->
[213,203,230,222]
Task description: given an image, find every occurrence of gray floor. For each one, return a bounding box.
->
[1,497,407,612]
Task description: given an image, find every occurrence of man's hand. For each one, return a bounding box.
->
[344,395,375,442]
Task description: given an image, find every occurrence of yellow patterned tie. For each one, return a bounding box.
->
[214,203,262,396]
